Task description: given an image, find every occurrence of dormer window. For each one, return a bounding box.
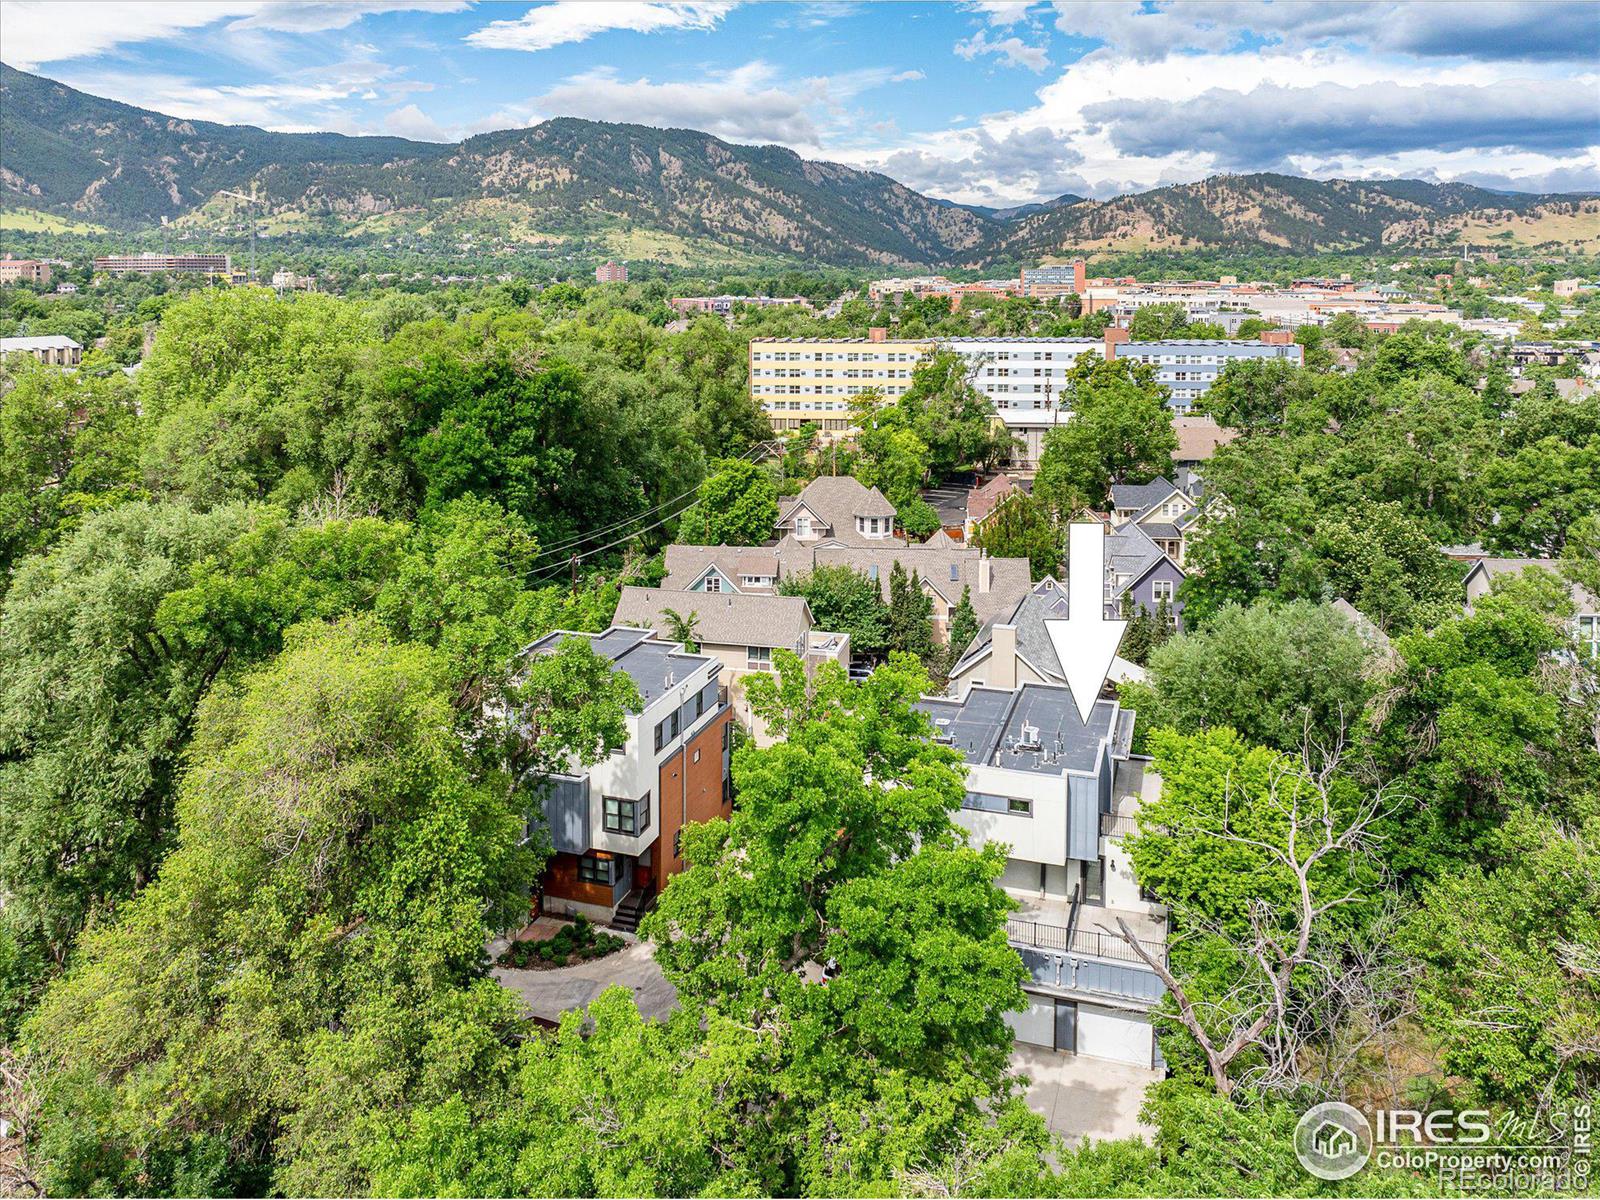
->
[795,515,811,538]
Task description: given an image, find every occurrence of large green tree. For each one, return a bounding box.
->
[1123,599,1377,752]
[1035,358,1176,510]
[674,457,779,546]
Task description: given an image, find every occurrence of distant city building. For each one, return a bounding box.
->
[271,269,316,292]
[1,334,82,366]
[94,252,231,276]
[1104,329,1303,414]
[1553,278,1583,298]
[595,260,628,283]
[54,281,77,294]
[751,328,1303,462]
[0,258,51,286]
[668,295,812,316]
[1018,260,1086,297]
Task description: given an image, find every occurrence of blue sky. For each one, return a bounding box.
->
[3,1,1597,205]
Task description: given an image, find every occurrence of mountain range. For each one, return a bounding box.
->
[3,62,1596,267]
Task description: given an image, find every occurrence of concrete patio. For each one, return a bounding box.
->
[1013,1044,1161,1144]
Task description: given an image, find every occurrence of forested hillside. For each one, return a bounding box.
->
[5,62,1596,265]
[985,172,1599,255]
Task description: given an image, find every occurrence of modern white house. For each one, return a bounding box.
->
[916,681,1169,1066]
[521,627,734,931]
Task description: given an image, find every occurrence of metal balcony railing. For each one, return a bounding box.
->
[1100,812,1140,839]
[1004,917,1166,967]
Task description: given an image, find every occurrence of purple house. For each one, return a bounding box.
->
[1104,524,1185,626]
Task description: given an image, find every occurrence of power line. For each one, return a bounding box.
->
[518,438,784,586]
[525,438,780,563]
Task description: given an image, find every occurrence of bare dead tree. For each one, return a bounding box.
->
[0,1049,42,1198]
[298,469,378,525]
[1115,726,1400,1098]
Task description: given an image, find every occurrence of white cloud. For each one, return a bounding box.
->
[1047,1,1600,63]
[0,1,259,68]
[0,0,470,68]
[383,102,451,140]
[965,1,1036,26]
[830,36,1598,205]
[465,1,737,52]
[229,1,468,33]
[955,29,1050,71]
[519,58,924,147]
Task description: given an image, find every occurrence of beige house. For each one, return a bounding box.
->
[775,476,901,546]
[1,334,82,366]
[613,586,849,745]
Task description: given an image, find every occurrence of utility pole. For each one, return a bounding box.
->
[569,553,579,592]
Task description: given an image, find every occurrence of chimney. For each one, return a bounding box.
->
[990,624,1017,690]
[868,326,888,343]
[1103,326,1130,360]
[977,550,992,594]
[1073,258,1087,294]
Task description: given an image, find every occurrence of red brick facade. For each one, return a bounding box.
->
[653,708,733,893]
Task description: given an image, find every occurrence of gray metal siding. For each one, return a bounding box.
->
[542,775,590,855]
[1019,947,1166,1005]
[1067,774,1099,861]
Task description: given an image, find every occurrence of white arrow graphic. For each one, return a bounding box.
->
[1045,522,1128,724]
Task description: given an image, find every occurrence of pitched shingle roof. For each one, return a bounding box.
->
[800,544,1032,627]
[951,578,1145,684]
[1110,477,1177,513]
[662,544,782,591]
[613,587,814,651]
[776,476,898,545]
[966,474,1017,525]
[1173,416,1238,462]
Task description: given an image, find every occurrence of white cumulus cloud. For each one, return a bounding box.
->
[465,1,737,52]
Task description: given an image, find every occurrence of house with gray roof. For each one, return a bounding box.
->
[775,475,901,547]
[517,626,733,928]
[947,578,1147,701]
[1109,474,1203,566]
[914,680,1168,1064]
[661,539,1034,649]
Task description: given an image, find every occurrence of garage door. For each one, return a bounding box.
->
[1006,994,1055,1048]
[1077,1003,1153,1066]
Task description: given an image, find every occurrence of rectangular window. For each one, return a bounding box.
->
[1581,616,1600,659]
[1008,797,1033,816]
[654,720,665,752]
[1152,580,1175,602]
[577,854,614,885]
[603,795,650,836]
[670,709,680,739]
[703,574,722,593]
[747,645,773,671]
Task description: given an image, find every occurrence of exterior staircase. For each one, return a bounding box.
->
[611,884,657,934]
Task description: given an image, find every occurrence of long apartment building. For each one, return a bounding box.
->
[750,327,1303,463]
[93,252,232,275]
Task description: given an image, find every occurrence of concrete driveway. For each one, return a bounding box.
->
[1013,1044,1161,1144]
[492,937,678,1026]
